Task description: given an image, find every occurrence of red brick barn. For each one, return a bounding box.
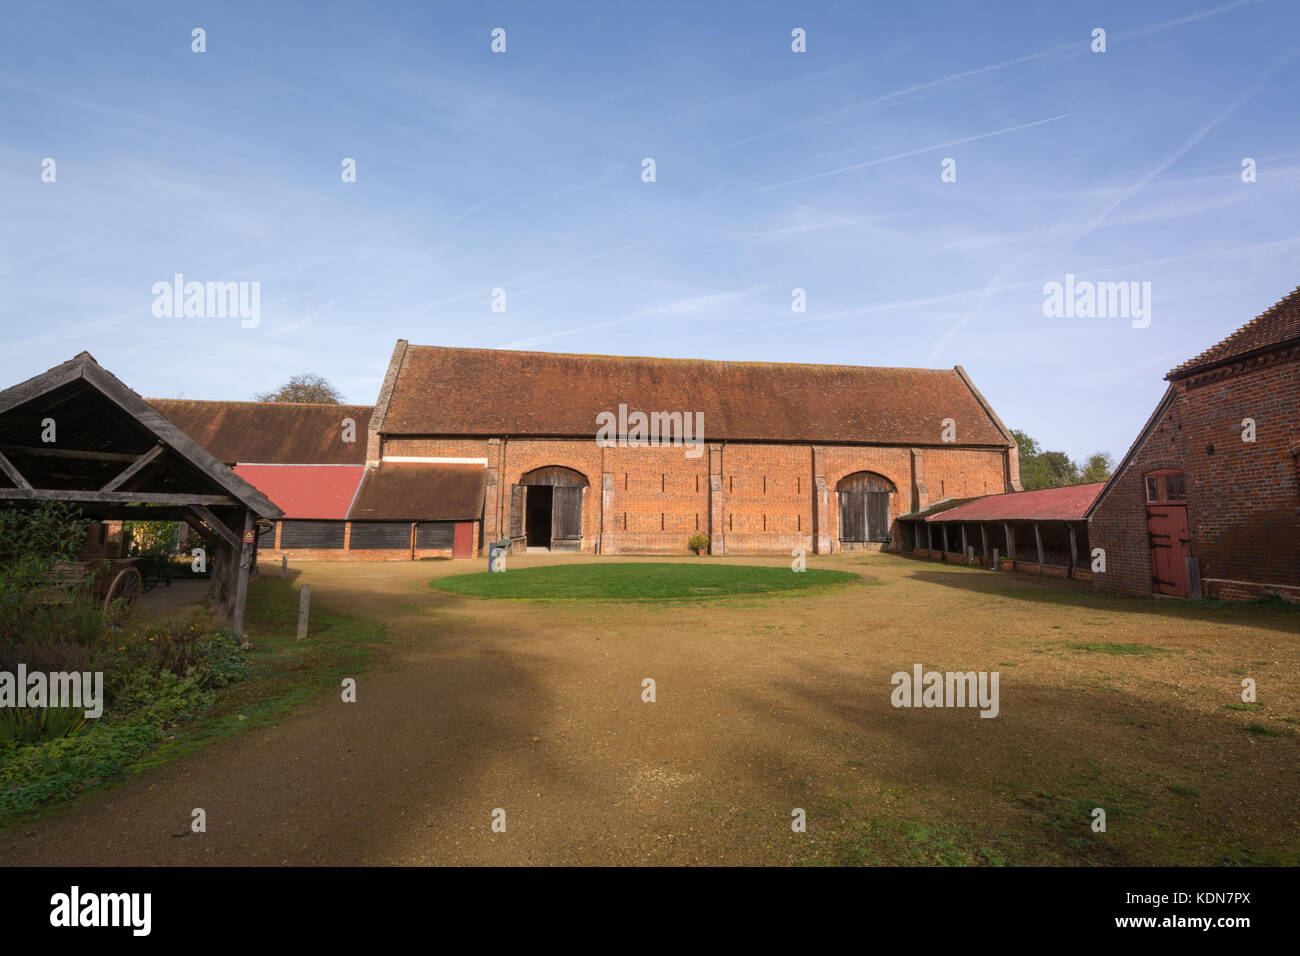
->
[367,340,1023,556]
[1086,285,1300,600]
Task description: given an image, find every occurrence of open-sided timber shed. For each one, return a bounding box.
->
[899,482,1105,580]
[0,352,282,633]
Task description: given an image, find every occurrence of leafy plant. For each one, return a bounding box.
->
[688,533,710,555]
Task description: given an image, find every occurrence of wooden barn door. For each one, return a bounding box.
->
[452,521,473,558]
[837,490,867,541]
[551,486,583,545]
[1145,470,1191,597]
[866,492,890,541]
[1147,504,1190,596]
[508,484,526,541]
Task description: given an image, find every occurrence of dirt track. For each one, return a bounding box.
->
[2,553,1297,866]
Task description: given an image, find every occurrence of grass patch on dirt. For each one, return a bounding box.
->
[432,562,860,601]
[135,579,385,769]
[3,577,385,825]
[1066,642,1173,655]
[826,819,1008,866]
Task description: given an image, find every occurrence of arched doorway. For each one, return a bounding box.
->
[836,472,896,545]
[1145,469,1191,596]
[513,466,589,551]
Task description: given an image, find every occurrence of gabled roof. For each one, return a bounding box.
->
[0,352,282,518]
[149,399,372,465]
[376,343,1014,447]
[348,463,486,521]
[1084,385,1177,521]
[1168,285,1300,379]
[233,464,364,520]
[925,482,1106,523]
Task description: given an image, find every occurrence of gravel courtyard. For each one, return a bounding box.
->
[2,552,1296,866]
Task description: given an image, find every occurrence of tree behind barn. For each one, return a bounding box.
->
[1011,429,1112,490]
[254,373,343,404]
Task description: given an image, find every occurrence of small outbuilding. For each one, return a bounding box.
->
[0,353,282,633]
[900,482,1105,580]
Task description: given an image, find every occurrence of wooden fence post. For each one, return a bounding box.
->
[281,554,287,578]
[1187,557,1202,600]
[297,585,311,641]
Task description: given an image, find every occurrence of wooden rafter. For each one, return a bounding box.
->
[0,444,139,463]
[190,504,241,549]
[0,449,32,489]
[100,444,164,492]
[0,488,236,506]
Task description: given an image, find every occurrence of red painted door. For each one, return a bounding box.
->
[452,521,473,559]
[1147,504,1190,596]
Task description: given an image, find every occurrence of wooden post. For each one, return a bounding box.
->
[281,554,287,578]
[231,509,254,636]
[926,523,933,552]
[209,549,223,603]
[1034,522,1045,567]
[967,545,974,565]
[297,584,311,641]
[1067,525,1078,578]
[1187,557,1202,600]
[992,547,999,570]
[913,522,920,551]
[980,524,989,565]
[1004,522,1014,564]
[960,524,967,558]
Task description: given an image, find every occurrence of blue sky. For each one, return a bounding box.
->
[2,0,1297,461]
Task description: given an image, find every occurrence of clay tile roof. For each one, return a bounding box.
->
[1168,285,1300,379]
[148,399,372,465]
[380,345,1011,446]
[925,482,1106,523]
[232,464,364,520]
[348,463,487,521]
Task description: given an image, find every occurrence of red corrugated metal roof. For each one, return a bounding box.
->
[924,482,1106,523]
[233,464,364,519]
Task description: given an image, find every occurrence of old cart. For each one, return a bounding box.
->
[39,557,144,614]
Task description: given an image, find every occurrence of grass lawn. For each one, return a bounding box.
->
[432,561,861,600]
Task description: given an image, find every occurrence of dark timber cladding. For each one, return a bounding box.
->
[0,353,282,634]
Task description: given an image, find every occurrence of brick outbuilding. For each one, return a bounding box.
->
[1087,285,1300,600]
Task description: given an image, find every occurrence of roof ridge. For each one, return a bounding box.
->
[403,343,955,374]
[1167,284,1300,378]
[147,397,373,409]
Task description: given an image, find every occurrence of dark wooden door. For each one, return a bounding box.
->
[508,484,526,539]
[866,492,890,541]
[1147,504,1190,596]
[837,491,866,540]
[452,521,473,558]
[551,486,583,542]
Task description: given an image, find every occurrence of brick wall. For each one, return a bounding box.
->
[1089,349,1300,599]
[382,435,1010,556]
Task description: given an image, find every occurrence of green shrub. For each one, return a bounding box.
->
[688,533,710,554]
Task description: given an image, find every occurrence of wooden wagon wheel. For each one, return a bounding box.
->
[103,566,143,614]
